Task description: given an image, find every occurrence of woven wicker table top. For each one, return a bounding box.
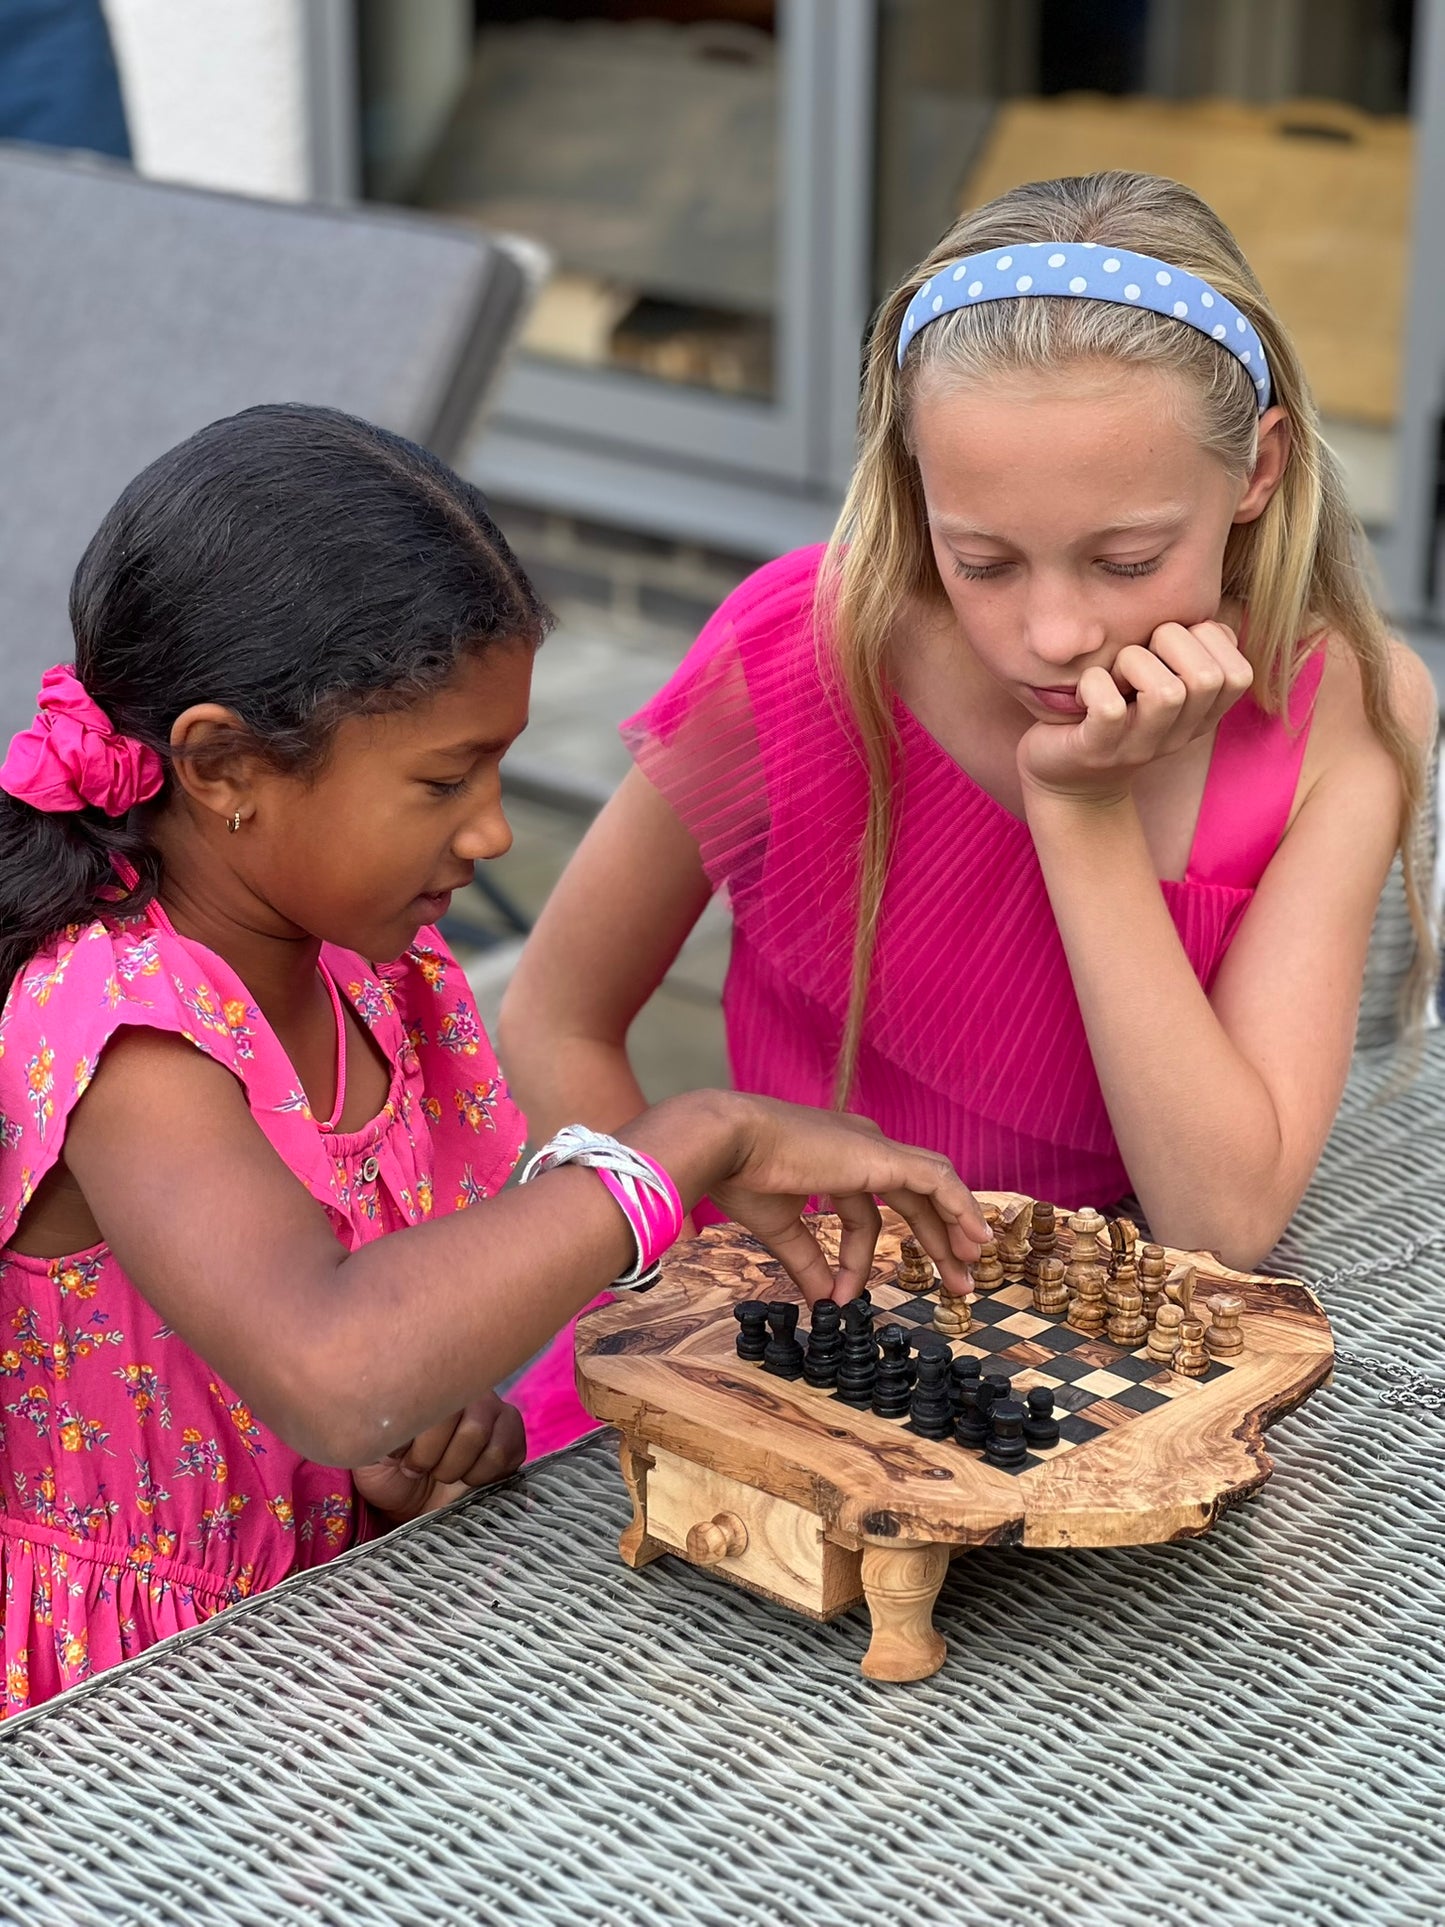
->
[1,1036,1443,1927]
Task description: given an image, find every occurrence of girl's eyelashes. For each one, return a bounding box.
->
[424,776,471,798]
[950,556,1165,582]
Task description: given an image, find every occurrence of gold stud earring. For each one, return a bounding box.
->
[227,812,242,834]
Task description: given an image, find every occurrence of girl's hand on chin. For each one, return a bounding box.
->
[1017,620,1253,804]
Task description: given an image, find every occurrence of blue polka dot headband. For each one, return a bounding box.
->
[897,242,1272,412]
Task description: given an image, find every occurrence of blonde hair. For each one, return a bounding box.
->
[823,169,1432,1107]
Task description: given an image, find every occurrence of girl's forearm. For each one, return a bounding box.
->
[1023,787,1287,1262]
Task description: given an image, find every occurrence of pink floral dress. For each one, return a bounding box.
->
[0,898,525,1715]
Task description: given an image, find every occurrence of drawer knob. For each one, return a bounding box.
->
[685,1511,748,1564]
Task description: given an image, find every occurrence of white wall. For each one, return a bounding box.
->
[102,0,317,201]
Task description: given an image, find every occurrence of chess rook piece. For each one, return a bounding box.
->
[1024,1201,1058,1294]
[995,1199,1033,1283]
[1147,1302,1185,1369]
[895,1236,934,1294]
[1138,1244,1168,1323]
[835,1301,880,1407]
[909,1350,954,1440]
[984,1397,1028,1468]
[733,1300,770,1363]
[970,1237,1004,1293]
[1022,1385,1060,1448]
[1206,1294,1245,1359]
[762,1302,805,1379]
[1033,1255,1068,1319]
[802,1301,844,1388]
[933,1282,973,1338]
[872,1326,916,1418]
[1106,1280,1149,1350]
[1174,1314,1210,1377]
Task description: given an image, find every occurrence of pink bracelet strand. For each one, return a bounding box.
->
[518,1125,685,1290]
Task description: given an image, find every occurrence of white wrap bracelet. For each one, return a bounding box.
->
[518,1124,685,1291]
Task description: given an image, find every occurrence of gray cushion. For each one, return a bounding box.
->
[0,143,536,734]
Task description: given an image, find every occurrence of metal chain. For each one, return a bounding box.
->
[1332,1347,1445,1411]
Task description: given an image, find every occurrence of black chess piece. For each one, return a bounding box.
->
[762,1302,805,1380]
[953,1384,989,1449]
[1023,1384,1060,1449]
[802,1301,844,1388]
[734,1299,769,1363]
[949,1354,982,1413]
[909,1349,954,1440]
[985,1397,1029,1468]
[980,1371,1012,1416]
[871,1325,915,1418]
[835,1300,879,1407]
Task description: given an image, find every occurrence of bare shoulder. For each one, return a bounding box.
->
[1299,631,1437,797]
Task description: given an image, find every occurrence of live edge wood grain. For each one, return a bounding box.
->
[575,1198,1334,1555]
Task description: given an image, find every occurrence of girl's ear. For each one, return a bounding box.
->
[1232,405,1291,527]
[168,704,263,831]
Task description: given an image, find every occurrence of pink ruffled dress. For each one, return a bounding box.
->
[0,898,524,1714]
[508,543,1324,1452]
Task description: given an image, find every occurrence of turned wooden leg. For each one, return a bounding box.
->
[617,1435,665,1569]
[859,1542,950,1681]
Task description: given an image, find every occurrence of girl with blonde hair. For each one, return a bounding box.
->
[502,171,1436,1453]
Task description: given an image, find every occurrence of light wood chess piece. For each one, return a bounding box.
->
[896,1236,934,1293]
[933,1283,973,1337]
[1033,1255,1068,1318]
[1147,1302,1185,1369]
[1138,1244,1167,1323]
[1063,1214,1109,1332]
[995,1199,1032,1284]
[1206,1294,1245,1359]
[1025,1201,1058,1294]
[1174,1314,1210,1377]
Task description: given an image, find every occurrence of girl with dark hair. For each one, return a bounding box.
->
[0,404,983,1713]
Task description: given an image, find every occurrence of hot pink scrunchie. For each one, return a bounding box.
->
[0,665,163,816]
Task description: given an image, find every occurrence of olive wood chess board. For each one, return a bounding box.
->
[574,1197,1334,1682]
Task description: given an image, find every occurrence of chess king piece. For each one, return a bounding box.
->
[802,1301,845,1388]
[1033,1256,1068,1319]
[762,1302,805,1379]
[1024,1201,1058,1294]
[1138,1244,1168,1323]
[995,1199,1033,1283]
[984,1397,1028,1468]
[734,1299,769,1362]
[1174,1313,1210,1377]
[1147,1302,1185,1369]
[970,1237,1004,1293]
[835,1300,880,1407]
[1205,1294,1245,1359]
[895,1236,934,1294]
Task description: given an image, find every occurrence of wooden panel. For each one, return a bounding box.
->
[645,1448,863,1618]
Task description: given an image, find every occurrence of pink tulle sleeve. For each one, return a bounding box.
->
[620,545,827,897]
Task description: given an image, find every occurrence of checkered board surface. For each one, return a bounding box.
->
[796,1279,1234,1476]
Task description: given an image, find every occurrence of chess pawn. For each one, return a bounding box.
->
[1206,1294,1245,1359]
[733,1299,770,1362]
[1024,1201,1057,1293]
[1106,1280,1149,1350]
[1033,1256,1068,1319]
[984,1397,1028,1468]
[1138,1244,1167,1322]
[933,1283,973,1337]
[1022,1384,1060,1449]
[895,1236,934,1294]
[1147,1302,1185,1369]
[970,1238,1003,1293]
[1070,1206,1108,1262]
[1174,1314,1209,1377]
[995,1199,1032,1283]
